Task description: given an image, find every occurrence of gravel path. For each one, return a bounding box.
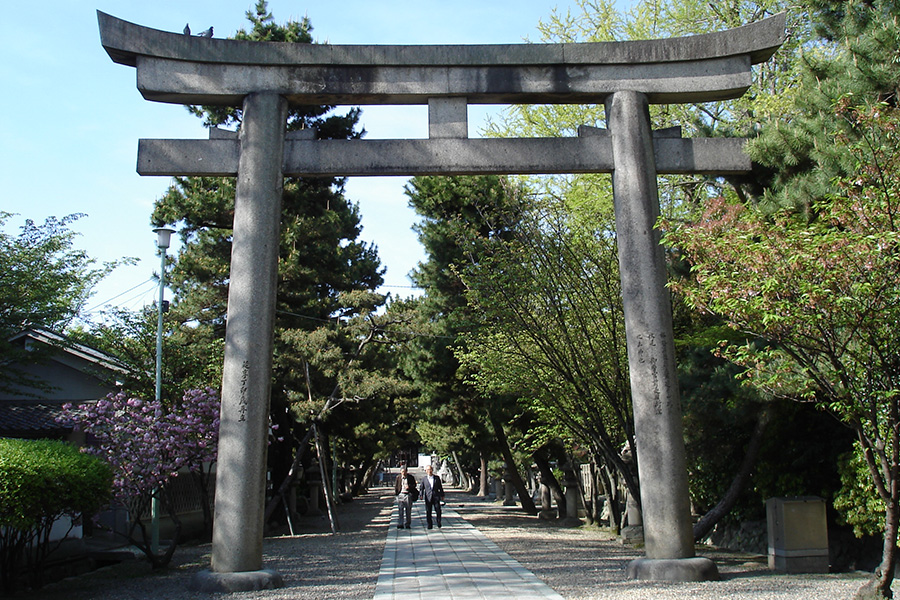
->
[33,490,393,600]
[453,493,868,600]
[27,487,870,599]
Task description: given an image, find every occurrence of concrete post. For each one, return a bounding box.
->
[607,90,718,581]
[503,473,517,506]
[538,482,556,520]
[540,483,552,511]
[209,92,288,580]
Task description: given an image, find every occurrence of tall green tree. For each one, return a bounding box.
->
[0,212,123,395]
[71,306,223,404]
[750,0,900,212]
[737,2,900,595]
[150,2,385,494]
[666,101,900,598]
[404,175,536,511]
[490,0,807,213]
[456,187,638,527]
[472,0,812,531]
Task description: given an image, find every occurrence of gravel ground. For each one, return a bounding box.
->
[24,487,871,599]
[452,493,869,600]
[31,490,393,600]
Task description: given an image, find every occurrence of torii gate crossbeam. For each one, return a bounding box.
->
[98,11,785,592]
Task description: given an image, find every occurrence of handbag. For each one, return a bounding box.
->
[410,487,419,502]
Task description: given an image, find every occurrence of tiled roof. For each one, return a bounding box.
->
[0,402,76,438]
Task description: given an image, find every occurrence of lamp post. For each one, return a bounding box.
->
[151,227,174,556]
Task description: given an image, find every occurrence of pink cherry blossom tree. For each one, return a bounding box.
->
[60,388,219,567]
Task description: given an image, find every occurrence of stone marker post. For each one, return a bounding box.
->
[607,91,718,580]
[195,92,288,591]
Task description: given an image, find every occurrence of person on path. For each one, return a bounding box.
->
[394,466,416,528]
[418,464,445,529]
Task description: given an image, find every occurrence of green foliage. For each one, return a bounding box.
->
[669,2,900,589]
[148,2,396,491]
[679,343,764,517]
[0,438,111,528]
[464,0,810,516]
[404,175,518,474]
[457,186,639,497]
[749,0,900,212]
[667,100,900,590]
[835,443,886,539]
[72,306,224,403]
[0,213,127,394]
[0,439,111,593]
[489,0,808,216]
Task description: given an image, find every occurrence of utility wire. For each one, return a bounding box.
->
[83,278,156,313]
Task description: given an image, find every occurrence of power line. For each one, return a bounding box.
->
[84,278,156,313]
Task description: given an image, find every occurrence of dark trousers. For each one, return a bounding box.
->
[424,497,442,527]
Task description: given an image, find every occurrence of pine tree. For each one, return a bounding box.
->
[150,2,384,495]
[749,0,900,212]
[404,175,536,510]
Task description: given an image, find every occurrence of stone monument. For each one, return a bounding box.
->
[98,11,785,589]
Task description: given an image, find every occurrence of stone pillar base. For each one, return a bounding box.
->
[189,569,285,593]
[626,557,719,582]
[620,525,644,545]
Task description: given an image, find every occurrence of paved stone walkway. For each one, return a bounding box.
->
[373,501,564,600]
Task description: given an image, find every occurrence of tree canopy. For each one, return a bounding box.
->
[0,212,123,395]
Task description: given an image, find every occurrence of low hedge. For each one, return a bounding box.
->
[0,438,112,529]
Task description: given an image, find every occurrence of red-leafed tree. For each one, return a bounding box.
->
[665,102,900,598]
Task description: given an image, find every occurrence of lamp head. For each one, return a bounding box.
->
[153,227,175,250]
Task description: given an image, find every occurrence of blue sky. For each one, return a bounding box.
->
[0,1,583,319]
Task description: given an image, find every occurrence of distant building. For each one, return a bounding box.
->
[0,328,126,440]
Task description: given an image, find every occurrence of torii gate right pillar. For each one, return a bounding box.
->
[608,90,718,580]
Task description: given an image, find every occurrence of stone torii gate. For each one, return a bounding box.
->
[98,11,784,591]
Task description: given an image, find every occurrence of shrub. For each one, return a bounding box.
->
[0,438,112,593]
[58,388,220,568]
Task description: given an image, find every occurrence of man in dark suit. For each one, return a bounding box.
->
[394,465,416,528]
[418,464,445,529]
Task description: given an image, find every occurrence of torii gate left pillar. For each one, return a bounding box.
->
[210,92,287,585]
[98,10,784,591]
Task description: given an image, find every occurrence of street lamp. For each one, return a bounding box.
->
[151,227,174,556]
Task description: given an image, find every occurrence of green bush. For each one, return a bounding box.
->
[0,438,112,592]
[834,442,885,539]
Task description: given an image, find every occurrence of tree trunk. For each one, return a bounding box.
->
[870,450,900,599]
[489,412,537,514]
[478,452,490,497]
[693,404,773,540]
[599,463,622,534]
[264,426,315,523]
[313,424,339,533]
[450,450,470,490]
[352,458,376,496]
[873,500,898,599]
[534,452,566,518]
[587,458,604,525]
[192,466,214,539]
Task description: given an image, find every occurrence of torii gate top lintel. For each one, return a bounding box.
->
[98,11,785,106]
